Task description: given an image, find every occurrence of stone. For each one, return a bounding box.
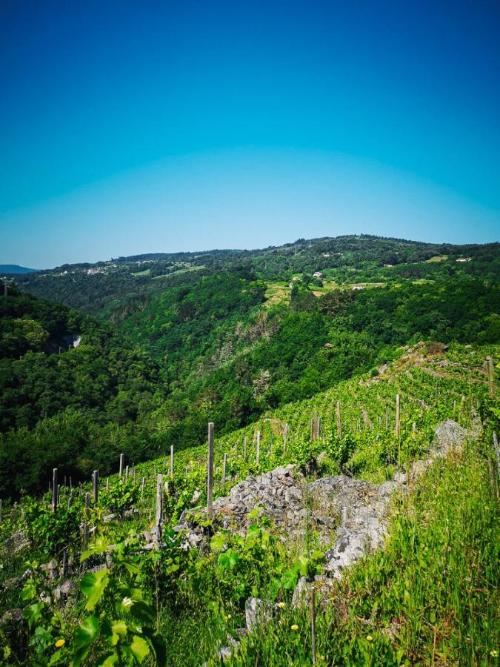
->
[292,576,335,608]
[53,579,75,602]
[245,597,271,632]
[40,559,58,579]
[0,609,23,626]
[432,420,468,455]
[3,530,30,555]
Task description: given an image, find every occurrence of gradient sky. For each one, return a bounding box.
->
[1,0,499,267]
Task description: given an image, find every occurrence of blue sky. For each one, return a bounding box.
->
[1,0,499,267]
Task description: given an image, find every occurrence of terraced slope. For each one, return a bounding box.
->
[132,341,495,505]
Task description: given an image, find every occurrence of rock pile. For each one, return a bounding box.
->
[178,419,472,592]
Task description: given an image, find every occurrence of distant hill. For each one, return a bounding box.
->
[13,235,500,317]
[0,264,37,274]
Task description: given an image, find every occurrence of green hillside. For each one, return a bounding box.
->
[0,342,497,665]
[0,236,498,665]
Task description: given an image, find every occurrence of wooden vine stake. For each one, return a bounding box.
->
[119,453,125,478]
[336,401,342,439]
[52,468,58,513]
[362,409,372,429]
[207,422,215,516]
[170,445,174,479]
[243,436,248,461]
[154,474,163,547]
[310,415,320,441]
[311,586,317,665]
[222,453,227,483]
[283,423,289,455]
[82,492,90,551]
[81,522,89,552]
[92,470,99,504]
[486,356,494,396]
[310,416,315,440]
[395,394,401,438]
[256,430,261,467]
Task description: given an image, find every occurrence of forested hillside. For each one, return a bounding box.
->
[0,288,168,497]
[14,235,499,318]
[2,237,499,499]
[0,235,498,665]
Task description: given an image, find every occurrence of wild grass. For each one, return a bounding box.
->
[216,433,498,666]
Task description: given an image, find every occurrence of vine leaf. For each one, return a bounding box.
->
[80,568,109,611]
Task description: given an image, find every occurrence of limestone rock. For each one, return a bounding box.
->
[245,597,271,632]
[432,420,468,455]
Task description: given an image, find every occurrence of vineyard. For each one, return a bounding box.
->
[0,342,498,665]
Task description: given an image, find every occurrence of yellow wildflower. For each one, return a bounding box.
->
[490,649,498,658]
[290,624,299,632]
[277,602,286,609]
[54,639,65,649]
[366,635,373,642]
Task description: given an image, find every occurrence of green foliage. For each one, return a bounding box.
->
[24,497,81,558]
[71,536,167,666]
[100,480,140,516]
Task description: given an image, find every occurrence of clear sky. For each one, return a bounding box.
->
[1,0,499,267]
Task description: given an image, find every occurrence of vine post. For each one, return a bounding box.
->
[486,356,494,395]
[92,470,99,504]
[283,423,289,455]
[336,401,342,438]
[395,393,401,438]
[222,452,227,483]
[207,422,215,515]
[154,474,163,547]
[311,585,317,665]
[52,468,58,513]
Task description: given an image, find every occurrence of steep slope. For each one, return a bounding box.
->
[0,342,496,666]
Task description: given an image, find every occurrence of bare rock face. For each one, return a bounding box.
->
[211,465,304,530]
[432,420,469,455]
[245,597,271,632]
[311,476,395,580]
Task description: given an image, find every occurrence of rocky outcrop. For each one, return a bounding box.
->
[314,476,396,579]
[178,420,473,610]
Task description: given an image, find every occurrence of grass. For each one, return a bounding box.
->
[217,432,498,666]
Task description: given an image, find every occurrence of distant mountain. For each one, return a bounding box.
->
[0,264,37,274]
